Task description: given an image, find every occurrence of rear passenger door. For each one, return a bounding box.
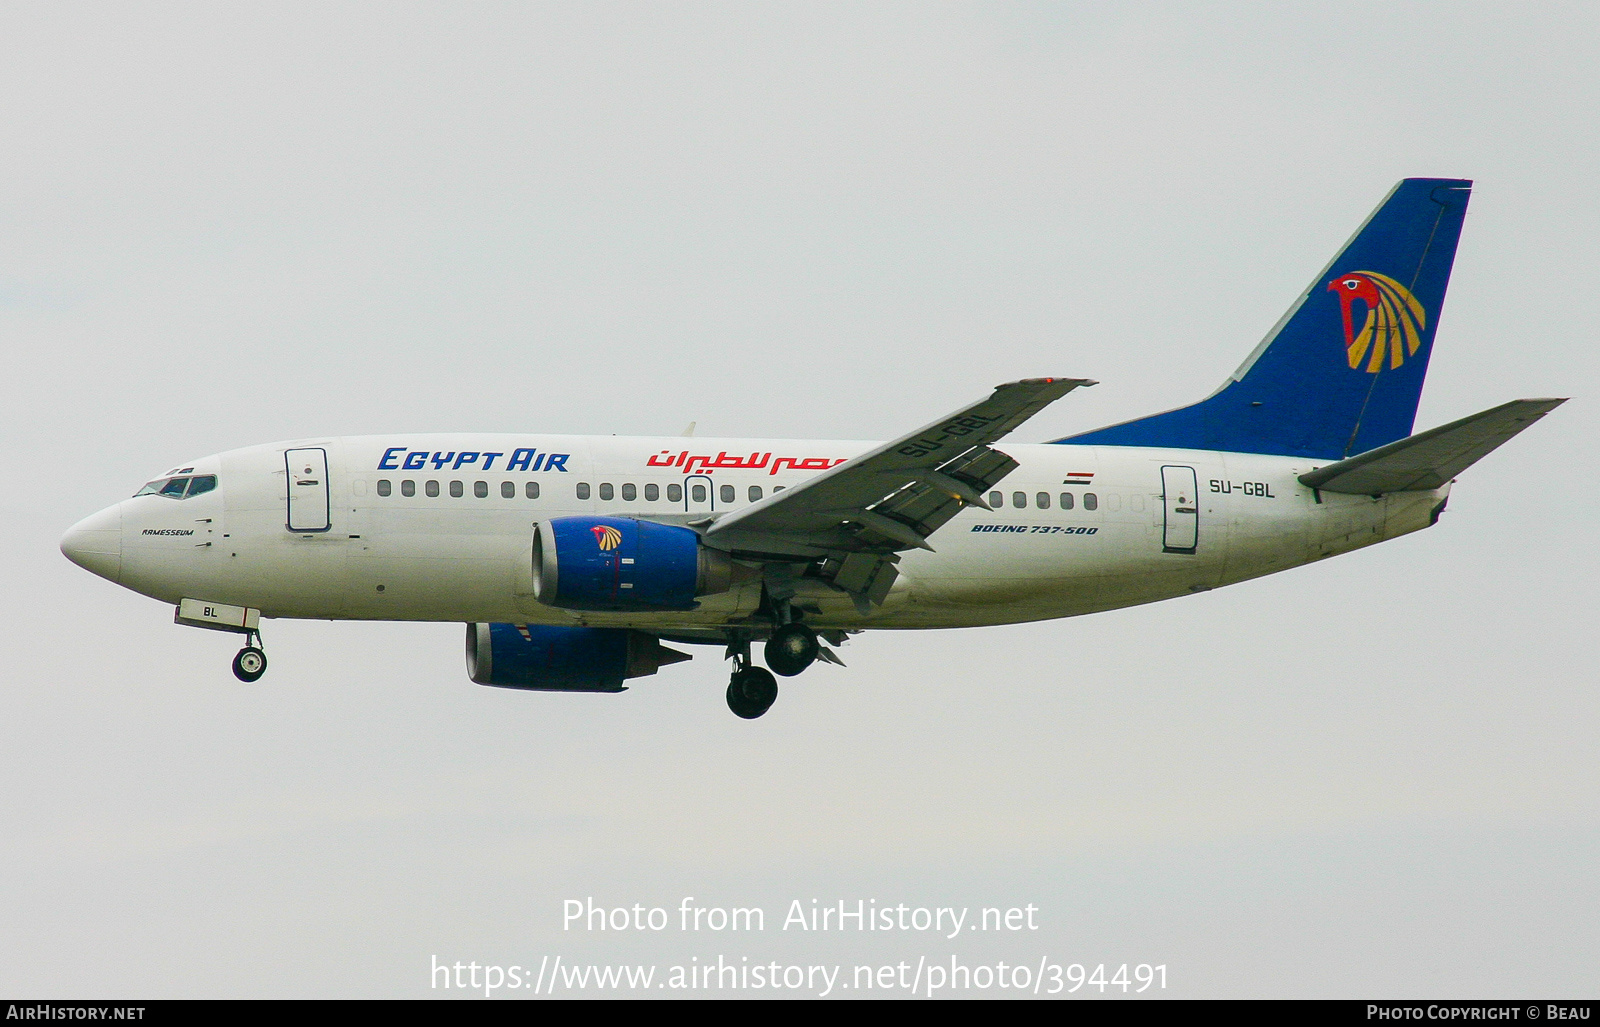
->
[1160,465,1198,554]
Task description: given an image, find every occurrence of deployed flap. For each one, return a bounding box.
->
[1299,398,1566,495]
[703,378,1095,560]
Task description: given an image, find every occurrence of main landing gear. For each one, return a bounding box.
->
[723,620,837,719]
[232,631,267,683]
[727,664,778,720]
[723,633,778,719]
[764,623,820,677]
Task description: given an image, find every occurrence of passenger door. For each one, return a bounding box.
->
[1161,465,1198,554]
[285,448,332,533]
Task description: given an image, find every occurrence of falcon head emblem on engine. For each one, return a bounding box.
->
[590,524,623,551]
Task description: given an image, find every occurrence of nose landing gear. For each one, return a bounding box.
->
[232,631,267,683]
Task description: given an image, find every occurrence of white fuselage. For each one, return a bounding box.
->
[76,433,1448,633]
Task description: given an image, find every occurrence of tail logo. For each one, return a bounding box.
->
[590,524,623,551]
[1327,271,1427,373]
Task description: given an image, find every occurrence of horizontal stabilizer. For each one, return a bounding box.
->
[1298,398,1566,495]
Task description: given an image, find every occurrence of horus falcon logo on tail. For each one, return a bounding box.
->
[1328,271,1427,373]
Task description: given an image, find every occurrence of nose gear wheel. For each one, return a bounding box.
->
[231,629,267,683]
[232,646,267,682]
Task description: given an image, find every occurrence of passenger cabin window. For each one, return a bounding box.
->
[401,480,416,497]
[576,483,591,500]
[377,479,392,497]
[668,483,683,503]
[720,484,735,503]
[644,483,659,501]
[501,481,514,499]
[598,483,613,501]
[691,484,707,503]
[749,486,762,502]
[622,483,637,501]
[449,480,464,498]
[1084,492,1098,511]
[1060,492,1074,509]
[425,480,440,497]
[988,491,1003,508]
[474,481,488,498]
[1012,491,1027,509]
[1036,492,1050,509]
[525,481,540,500]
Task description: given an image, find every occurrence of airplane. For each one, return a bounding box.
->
[60,178,1564,719]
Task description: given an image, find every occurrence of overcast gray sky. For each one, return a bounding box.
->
[3,1,1596,998]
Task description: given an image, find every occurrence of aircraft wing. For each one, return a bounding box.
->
[1298,397,1566,495]
[700,378,1094,605]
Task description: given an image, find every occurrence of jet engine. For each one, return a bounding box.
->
[531,516,738,612]
[466,622,690,692]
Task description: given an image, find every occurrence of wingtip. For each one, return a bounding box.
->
[1006,377,1098,388]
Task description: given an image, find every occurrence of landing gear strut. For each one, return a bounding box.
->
[724,635,777,719]
[232,631,267,683]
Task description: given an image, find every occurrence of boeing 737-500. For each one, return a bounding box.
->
[61,179,1563,718]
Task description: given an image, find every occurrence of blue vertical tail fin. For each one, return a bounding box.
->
[1057,179,1472,459]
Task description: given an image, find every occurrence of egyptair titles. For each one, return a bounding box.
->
[647,451,847,475]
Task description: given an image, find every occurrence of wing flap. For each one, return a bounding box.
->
[1298,398,1566,495]
[700,378,1093,606]
[704,378,1093,560]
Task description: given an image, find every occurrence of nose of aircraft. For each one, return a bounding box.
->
[61,504,123,583]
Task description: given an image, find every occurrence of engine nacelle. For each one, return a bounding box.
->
[466,623,691,692]
[531,516,738,612]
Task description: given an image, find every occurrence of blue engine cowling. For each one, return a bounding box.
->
[466,623,691,692]
[532,516,736,612]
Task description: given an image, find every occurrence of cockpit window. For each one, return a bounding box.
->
[134,475,219,500]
